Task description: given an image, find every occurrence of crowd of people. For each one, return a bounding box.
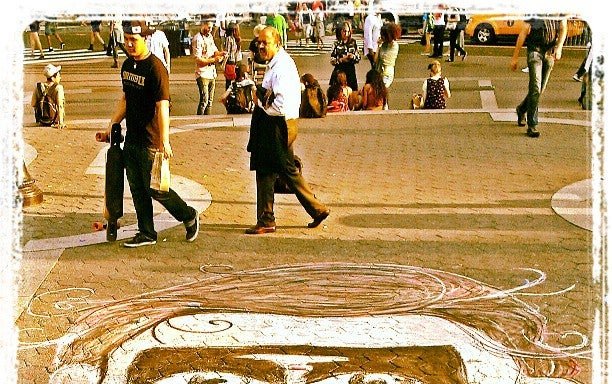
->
[30,10,578,129]
[26,11,580,244]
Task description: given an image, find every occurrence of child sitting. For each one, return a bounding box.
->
[421,60,451,109]
[327,71,351,112]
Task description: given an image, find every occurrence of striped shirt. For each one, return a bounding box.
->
[525,18,560,52]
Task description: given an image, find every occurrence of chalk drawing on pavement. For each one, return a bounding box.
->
[18,263,589,384]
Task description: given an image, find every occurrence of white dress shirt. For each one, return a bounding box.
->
[147,30,170,73]
[259,48,301,119]
[363,13,382,55]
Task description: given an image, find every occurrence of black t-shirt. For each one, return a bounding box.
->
[121,54,170,148]
[525,18,560,52]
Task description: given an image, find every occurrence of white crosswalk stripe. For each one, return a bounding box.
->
[23,48,126,65]
[24,36,418,64]
[284,36,416,56]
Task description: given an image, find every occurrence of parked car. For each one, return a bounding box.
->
[395,14,425,35]
[465,14,587,45]
[156,19,192,58]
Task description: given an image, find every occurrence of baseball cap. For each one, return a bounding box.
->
[43,64,61,78]
[122,20,155,36]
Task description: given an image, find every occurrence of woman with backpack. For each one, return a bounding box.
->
[221,64,255,114]
[31,63,66,129]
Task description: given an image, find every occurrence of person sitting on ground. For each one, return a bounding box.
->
[299,73,327,118]
[31,63,66,129]
[353,69,387,111]
[327,71,350,112]
[421,60,451,109]
[221,63,256,114]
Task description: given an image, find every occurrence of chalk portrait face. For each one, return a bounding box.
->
[46,264,586,384]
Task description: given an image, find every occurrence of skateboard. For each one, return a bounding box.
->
[95,123,124,241]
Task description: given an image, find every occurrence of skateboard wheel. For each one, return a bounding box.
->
[95,131,110,143]
[92,221,105,231]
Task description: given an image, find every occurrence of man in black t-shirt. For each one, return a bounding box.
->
[510,15,567,138]
[107,20,199,247]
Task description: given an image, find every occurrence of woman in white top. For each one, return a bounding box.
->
[297,3,314,47]
[375,22,401,89]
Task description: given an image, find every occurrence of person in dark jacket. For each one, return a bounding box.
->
[246,27,330,234]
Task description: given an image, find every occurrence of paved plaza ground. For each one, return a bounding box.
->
[9,34,603,383]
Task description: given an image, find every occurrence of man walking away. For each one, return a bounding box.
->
[107,20,199,247]
[44,21,65,52]
[511,15,567,138]
[246,27,330,234]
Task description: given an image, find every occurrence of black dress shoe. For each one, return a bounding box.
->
[308,209,330,228]
[245,225,276,234]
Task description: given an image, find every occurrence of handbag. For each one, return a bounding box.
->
[274,155,303,194]
[224,62,237,80]
[410,93,423,109]
[150,151,171,192]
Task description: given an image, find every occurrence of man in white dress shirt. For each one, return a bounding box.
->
[363,10,382,68]
[147,29,171,73]
[245,27,330,234]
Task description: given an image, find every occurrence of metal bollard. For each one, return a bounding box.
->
[18,161,43,207]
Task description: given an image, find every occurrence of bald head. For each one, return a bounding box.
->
[258,26,282,62]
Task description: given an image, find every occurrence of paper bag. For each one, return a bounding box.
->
[151,151,170,192]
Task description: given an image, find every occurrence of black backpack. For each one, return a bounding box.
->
[34,82,58,126]
[225,82,255,114]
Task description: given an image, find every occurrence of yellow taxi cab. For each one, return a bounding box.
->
[465,14,586,44]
